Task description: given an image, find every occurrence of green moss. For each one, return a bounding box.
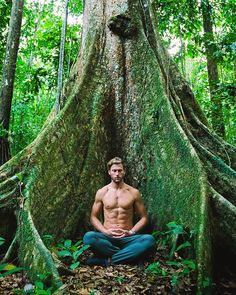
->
[17,209,62,290]
[117,7,212,292]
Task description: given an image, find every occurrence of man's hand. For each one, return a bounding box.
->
[104,228,135,238]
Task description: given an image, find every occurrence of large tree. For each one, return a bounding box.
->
[0,0,235,293]
[201,0,225,138]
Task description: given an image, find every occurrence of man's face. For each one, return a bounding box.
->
[108,164,125,183]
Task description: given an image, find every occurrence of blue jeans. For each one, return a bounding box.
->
[83,231,156,264]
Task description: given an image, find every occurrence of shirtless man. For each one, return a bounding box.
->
[83,157,155,266]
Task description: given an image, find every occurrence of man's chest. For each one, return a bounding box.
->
[103,191,134,210]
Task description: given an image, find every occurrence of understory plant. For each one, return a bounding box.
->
[56,239,90,270]
[146,222,197,292]
[0,237,23,278]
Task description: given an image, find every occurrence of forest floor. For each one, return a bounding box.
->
[0,246,236,295]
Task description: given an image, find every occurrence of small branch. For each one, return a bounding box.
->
[1,233,18,263]
[0,187,19,208]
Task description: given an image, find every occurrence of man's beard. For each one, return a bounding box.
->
[113,177,123,183]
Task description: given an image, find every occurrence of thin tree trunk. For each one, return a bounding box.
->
[0,0,24,165]
[178,25,186,79]
[28,0,46,69]
[67,33,73,78]
[56,0,69,112]
[201,0,225,138]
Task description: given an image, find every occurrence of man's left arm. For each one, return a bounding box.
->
[130,191,148,234]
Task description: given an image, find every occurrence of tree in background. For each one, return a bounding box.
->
[0,0,235,292]
[0,0,12,75]
[10,0,82,155]
[155,0,236,143]
[0,0,24,165]
[201,0,224,137]
[56,0,69,112]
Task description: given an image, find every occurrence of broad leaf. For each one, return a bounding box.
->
[57,250,72,257]
[64,239,72,249]
[70,261,80,270]
[176,241,192,252]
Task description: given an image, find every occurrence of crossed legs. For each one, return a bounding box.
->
[83,231,156,264]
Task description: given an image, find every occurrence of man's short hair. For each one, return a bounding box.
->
[107,157,125,170]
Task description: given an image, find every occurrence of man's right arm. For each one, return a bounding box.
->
[90,189,109,234]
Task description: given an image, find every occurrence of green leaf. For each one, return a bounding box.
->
[176,241,192,252]
[203,277,211,288]
[0,267,23,278]
[57,250,72,257]
[152,230,162,238]
[171,273,179,286]
[182,259,196,270]
[35,290,48,295]
[74,240,83,247]
[0,237,5,246]
[43,234,53,241]
[145,262,161,274]
[0,263,8,271]
[80,244,90,251]
[70,261,80,270]
[16,172,23,182]
[166,222,184,235]
[35,280,44,289]
[64,239,72,249]
[56,243,64,249]
[72,250,81,261]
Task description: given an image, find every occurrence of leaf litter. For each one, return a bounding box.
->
[0,247,235,294]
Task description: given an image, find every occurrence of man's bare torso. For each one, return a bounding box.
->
[100,183,138,231]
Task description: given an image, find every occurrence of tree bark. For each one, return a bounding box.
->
[0,0,24,165]
[201,0,225,138]
[0,0,12,73]
[0,0,235,293]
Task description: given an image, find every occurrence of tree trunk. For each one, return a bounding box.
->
[0,0,24,165]
[0,0,12,74]
[0,0,235,293]
[56,0,69,112]
[201,0,225,138]
[27,0,46,69]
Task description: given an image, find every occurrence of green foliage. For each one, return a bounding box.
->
[16,172,23,182]
[115,276,125,284]
[0,0,11,75]
[0,236,5,246]
[56,239,90,270]
[0,237,24,279]
[8,0,83,155]
[0,123,9,137]
[202,276,211,288]
[147,222,196,292]
[28,273,53,295]
[152,221,194,259]
[42,234,54,249]
[146,261,168,276]
[156,0,236,144]
[0,263,23,278]
[15,273,53,294]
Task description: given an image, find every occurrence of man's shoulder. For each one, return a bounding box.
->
[96,185,109,197]
[125,183,140,196]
